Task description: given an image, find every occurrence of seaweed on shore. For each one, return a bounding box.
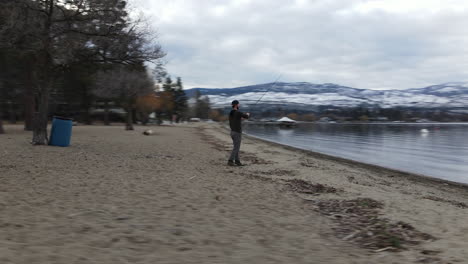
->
[422,195,468,209]
[244,173,278,183]
[312,198,435,251]
[285,179,338,195]
[257,169,298,177]
[242,154,274,165]
[300,160,320,168]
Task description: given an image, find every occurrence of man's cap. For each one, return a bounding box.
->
[231,100,239,106]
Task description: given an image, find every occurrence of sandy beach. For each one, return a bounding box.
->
[1,123,468,263]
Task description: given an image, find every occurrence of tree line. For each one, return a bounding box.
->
[0,0,197,141]
[225,104,468,122]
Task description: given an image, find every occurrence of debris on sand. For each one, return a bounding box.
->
[244,173,277,183]
[312,198,435,251]
[422,195,468,209]
[258,169,297,177]
[285,179,338,195]
[242,155,274,165]
[300,160,320,168]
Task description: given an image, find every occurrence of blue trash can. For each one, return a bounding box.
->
[49,116,73,147]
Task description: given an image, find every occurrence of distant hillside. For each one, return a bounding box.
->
[185,82,468,110]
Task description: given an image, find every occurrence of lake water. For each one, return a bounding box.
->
[244,123,468,184]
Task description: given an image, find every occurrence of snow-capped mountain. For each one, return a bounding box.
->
[185,82,468,109]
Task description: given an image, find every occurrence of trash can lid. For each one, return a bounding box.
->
[53,116,73,121]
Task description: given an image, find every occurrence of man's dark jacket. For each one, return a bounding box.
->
[229,109,249,133]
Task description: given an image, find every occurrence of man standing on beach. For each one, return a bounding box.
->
[228,100,250,166]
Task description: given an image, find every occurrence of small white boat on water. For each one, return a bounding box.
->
[420,129,429,133]
[277,117,297,128]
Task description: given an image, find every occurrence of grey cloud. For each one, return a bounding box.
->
[131,0,468,90]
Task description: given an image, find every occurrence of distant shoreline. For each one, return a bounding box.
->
[246,121,468,125]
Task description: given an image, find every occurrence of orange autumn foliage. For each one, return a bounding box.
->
[136,94,162,113]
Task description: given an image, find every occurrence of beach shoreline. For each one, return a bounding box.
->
[242,121,468,184]
[205,123,468,262]
[242,130,468,189]
[1,123,467,263]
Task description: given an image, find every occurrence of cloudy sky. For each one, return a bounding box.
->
[130,0,468,90]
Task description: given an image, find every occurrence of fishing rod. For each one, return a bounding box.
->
[253,74,282,106]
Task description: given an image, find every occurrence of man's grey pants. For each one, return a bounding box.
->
[229,131,242,161]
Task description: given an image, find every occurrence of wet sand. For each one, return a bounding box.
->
[1,123,467,263]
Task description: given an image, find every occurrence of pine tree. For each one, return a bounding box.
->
[173,77,188,122]
[162,77,174,93]
[161,77,174,121]
[195,92,211,119]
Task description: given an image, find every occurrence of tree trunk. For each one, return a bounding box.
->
[32,87,50,145]
[82,87,93,125]
[32,0,53,145]
[24,92,35,131]
[132,108,137,124]
[141,112,149,125]
[0,115,4,134]
[104,101,110,125]
[125,107,133,130]
[8,102,16,124]
[156,111,162,125]
[24,58,35,131]
[82,107,92,125]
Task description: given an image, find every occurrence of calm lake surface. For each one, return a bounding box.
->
[244,123,468,184]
